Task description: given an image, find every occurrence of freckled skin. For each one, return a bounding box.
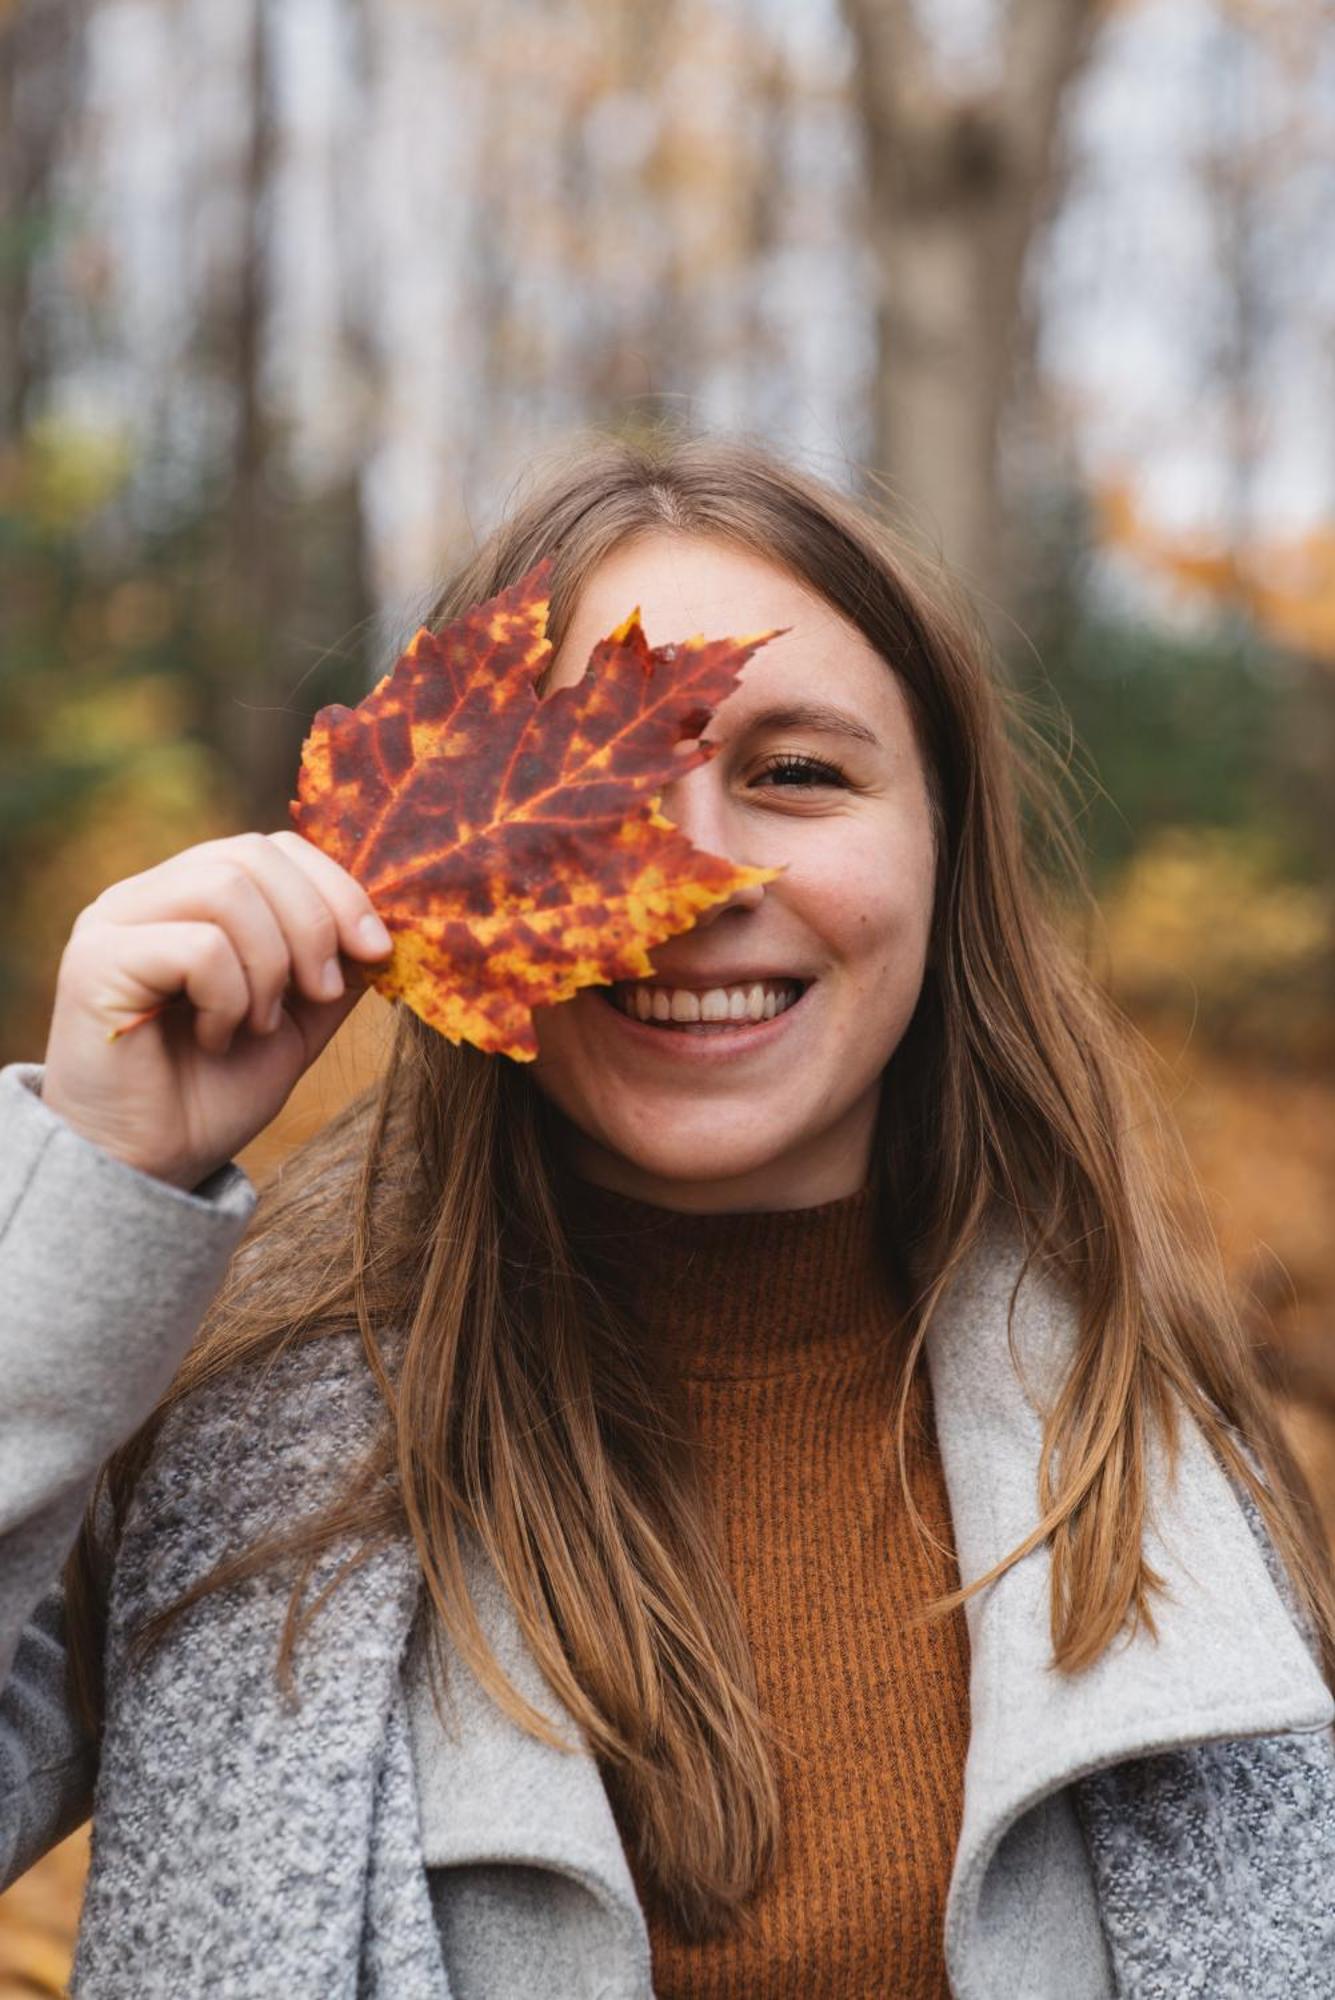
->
[530,532,938,1215]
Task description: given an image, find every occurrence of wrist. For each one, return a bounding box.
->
[37,1073,197,1192]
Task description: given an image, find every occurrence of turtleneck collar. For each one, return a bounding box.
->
[554,1172,906,1380]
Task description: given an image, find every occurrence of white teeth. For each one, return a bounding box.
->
[610,979,803,1026]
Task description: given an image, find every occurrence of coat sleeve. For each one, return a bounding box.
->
[0,1063,257,1889]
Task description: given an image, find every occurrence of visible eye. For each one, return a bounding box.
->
[752,753,851,791]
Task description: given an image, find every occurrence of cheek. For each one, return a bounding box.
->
[805,842,934,991]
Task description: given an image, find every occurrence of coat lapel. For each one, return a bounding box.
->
[924,1213,1334,1999]
[405,1527,655,1998]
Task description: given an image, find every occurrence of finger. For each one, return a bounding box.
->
[191,834,356,1009]
[91,857,292,1037]
[69,920,251,1056]
[281,975,370,1071]
[266,831,393,962]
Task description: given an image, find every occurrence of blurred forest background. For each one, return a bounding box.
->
[2,0,1333,1987]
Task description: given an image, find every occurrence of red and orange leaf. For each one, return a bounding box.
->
[291,556,787,1060]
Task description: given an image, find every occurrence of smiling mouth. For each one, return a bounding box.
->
[598,978,810,1032]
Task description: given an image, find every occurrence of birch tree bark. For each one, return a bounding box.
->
[840,0,1100,631]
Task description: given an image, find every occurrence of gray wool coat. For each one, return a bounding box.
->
[2,1060,1334,1998]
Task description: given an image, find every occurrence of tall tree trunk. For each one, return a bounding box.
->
[224,0,290,822]
[0,0,87,440]
[840,0,1099,634]
[182,0,287,823]
[193,0,372,824]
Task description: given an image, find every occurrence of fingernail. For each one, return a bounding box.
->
[320,958,344,999]
[358,913,392,956]
[264,998,284,1034]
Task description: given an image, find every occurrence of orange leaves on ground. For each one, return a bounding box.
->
[292,557,786,1060]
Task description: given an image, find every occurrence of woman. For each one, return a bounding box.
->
[2,432,1333,2000]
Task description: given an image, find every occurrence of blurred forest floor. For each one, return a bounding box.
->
[2,985,1333,1993]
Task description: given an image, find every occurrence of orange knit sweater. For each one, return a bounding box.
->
[558,1173,972,1999]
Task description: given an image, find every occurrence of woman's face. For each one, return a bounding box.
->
[529,531,938,1212]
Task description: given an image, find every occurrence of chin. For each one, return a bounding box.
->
[574,1116,790,1195]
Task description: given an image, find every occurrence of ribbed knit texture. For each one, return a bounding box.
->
[558,1172,972,2000]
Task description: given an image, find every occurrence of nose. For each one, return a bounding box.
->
[656,756,769,921]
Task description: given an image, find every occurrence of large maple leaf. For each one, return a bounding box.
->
[291,556,787,1060]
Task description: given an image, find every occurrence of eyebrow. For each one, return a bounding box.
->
[732,701,882,749]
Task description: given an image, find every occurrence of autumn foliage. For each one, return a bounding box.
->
[291,558,785,1059]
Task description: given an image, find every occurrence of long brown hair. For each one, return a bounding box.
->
[64,427,1335,1939]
